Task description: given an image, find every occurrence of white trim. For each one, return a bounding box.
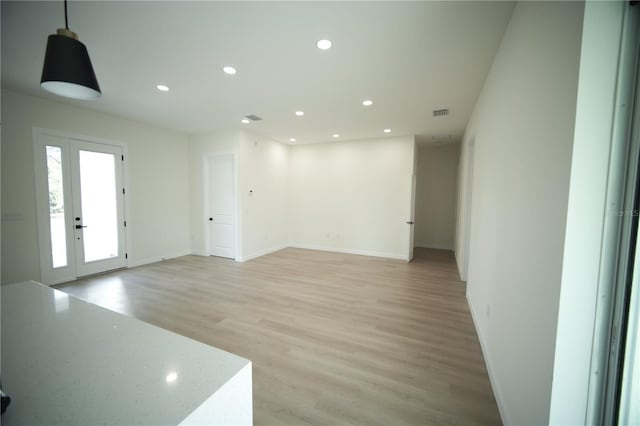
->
[585,3,640,421]
[236,245,287,262]
[467,294,510,426]
[456,138,475,281]
[33,127,129,150]
[127,251,192,268]
[414,243,454,251]
[33,131,76,285]
[288,243,407,261]
[133,245,406,265]
[408,172,417,261]
[199,244,408,263]
[549,3,630,424]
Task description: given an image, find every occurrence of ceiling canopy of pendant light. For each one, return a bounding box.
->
[40,0,101,100]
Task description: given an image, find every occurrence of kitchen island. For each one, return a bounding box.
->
[1,281,252,425]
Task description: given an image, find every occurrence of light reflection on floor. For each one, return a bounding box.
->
[57,275,131,315]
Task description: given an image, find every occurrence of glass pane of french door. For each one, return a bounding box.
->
[45,145,68,268]
[71,139,126,278]
[78,150,119,262]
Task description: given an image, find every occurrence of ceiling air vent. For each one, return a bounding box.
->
[245,115,262,122]
[432,135,452,145]
[433,108,449,117]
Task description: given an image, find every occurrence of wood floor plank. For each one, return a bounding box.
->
[58,247,501,426]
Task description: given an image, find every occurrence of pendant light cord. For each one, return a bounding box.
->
[64,0,69,30]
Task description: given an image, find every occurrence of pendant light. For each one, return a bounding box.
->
[40,0,101,100]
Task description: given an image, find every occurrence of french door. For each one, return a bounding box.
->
[34,129,127,285]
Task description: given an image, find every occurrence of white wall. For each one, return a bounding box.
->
[414,143,459,250]
[455,2,583,425]
[2,87,412,284]
[237,132,289,261]
[1,89,191,283]
[188,130,289,261]
[288,136,415,260]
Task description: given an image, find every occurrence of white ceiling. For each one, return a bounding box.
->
[1,1,514,145]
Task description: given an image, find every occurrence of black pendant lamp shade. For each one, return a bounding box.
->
[40,2,101,100]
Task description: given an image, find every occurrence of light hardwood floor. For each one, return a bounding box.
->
[58,247,501,426]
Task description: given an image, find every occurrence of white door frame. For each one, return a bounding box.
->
[407,140,417,262]
[203,152,239,261]
[549,2,638,423]
[461,139,475,281]
[33,127,130,285]
[408,173,416,262]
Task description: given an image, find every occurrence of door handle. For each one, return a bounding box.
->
[75,225,87,229]
[406,221,414,225]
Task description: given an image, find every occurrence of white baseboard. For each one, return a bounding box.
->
[466,294,510,426]
[128,250,191,268]
[156,244,409,265]
[197,243,406,263]
[288,243,408,261]
[414,242,454,251]
[236,244,287,262]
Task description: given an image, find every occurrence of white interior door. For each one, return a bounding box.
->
[408,173,417,261]
[207,154,236,259]
[34,130,127,284]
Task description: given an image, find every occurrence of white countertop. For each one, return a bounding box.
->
[1,281,252,426]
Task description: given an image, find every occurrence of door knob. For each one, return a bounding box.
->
[209,218,213,221]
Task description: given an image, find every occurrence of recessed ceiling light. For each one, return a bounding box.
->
[316,39,332,50]
[241,118,250,124]
[384,129,391,133]
[222,66,237,75]
[165,372,178,383]
[289,138,296,142]
[332,134,340,138]
[295,111,304,116]
[156,84,169,92]
[362,100,373,106]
